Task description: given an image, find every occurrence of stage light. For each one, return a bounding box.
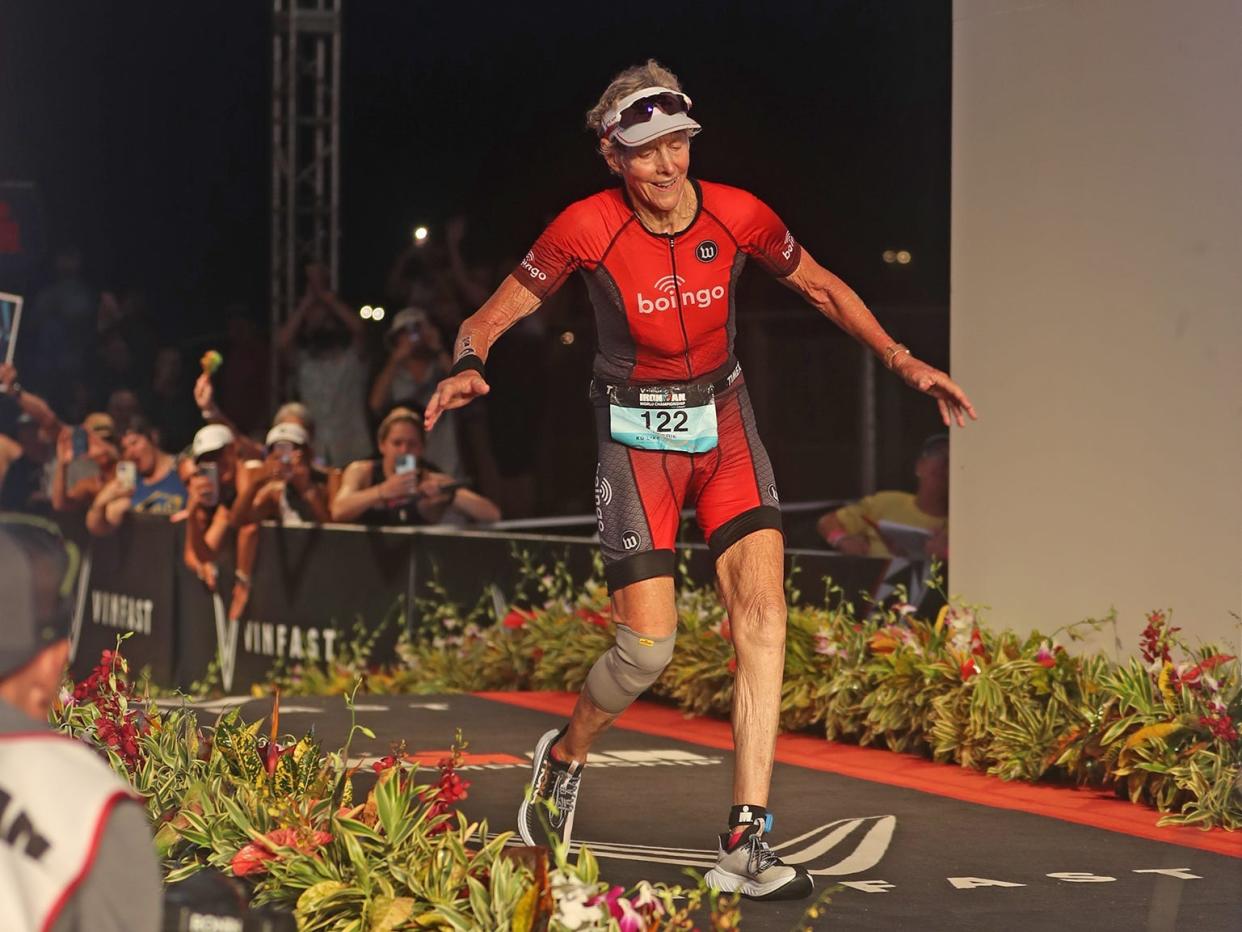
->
[412,226,429,245]
[896,250,912,265]
[560,330,575,345]
[882,250,896,264]
[360,305,373,319]
[372,307,386,321]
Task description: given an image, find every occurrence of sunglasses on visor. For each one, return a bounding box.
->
[602,87,693,136]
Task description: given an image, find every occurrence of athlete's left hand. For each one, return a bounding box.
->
[894,357,978,428]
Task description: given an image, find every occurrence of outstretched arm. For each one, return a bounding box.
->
[423,276,542,431]
[780,251,978,427]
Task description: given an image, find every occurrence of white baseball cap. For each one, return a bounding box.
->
[265,422,309,448]
[192,423,235,460]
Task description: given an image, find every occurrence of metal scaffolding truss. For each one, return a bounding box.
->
[270,0,341,401]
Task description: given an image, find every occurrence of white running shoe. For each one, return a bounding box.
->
[704,823,814,901]
[517,728,583,848]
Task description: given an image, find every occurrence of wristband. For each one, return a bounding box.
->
[450,354,485,378]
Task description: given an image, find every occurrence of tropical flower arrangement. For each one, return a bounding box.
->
[54,646,762,930]
[261,558,1242,832]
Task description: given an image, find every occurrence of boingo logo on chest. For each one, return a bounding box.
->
[637,275,726,314]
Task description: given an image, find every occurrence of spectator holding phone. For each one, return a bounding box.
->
[0,363,122,515]
[86,416,186,536]
[232,422,329,528]
[331,407,499,526]
[368,307,461,478]
[50,413,119,513]
[182,424,238,591]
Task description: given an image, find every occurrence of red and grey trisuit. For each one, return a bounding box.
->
[512,179,802,590]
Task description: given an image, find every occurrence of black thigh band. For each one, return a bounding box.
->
[707,506,783,561]
[604,548,676,593]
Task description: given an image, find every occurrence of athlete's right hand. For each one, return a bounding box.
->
[424,371,490,431]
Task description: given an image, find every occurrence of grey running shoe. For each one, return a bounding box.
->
[517,728,582,848]
[704,824,814,901]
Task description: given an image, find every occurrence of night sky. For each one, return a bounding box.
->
[0,0,949,338]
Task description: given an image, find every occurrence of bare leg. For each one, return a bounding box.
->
[714,529,786,806]
[558,574,678,763]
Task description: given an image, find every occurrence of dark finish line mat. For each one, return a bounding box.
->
[179,693,1242,931]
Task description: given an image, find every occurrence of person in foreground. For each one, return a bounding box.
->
[0,515,162,931]
[425,60,977,901]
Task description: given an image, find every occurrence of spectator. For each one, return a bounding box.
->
[0,365,65,513]
[182,424,238,592]
[368,307,461,477]
[147,347,197,455]
[191,368,265,463]
[215,309,270,438]
[86,416,186,535]
[26,246,95,411]
[331,407,499,526]
[277,264,371,467]
[0,413,54,514]
[50,413,119,514]
[92,288,156,405]
[817,434,950,560]
[105,389,142,436]
[232,422,329,528]
[0,516,162,932]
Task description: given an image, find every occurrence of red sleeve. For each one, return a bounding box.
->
[510,196,611,300]
[710,185,801,277]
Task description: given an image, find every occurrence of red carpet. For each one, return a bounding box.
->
[477,690,1242,859]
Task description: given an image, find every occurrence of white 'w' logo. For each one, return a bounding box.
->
[653,275,685,294]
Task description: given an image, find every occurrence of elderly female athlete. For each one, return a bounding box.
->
[425,60,976,900]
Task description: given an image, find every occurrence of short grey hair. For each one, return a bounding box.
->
[586,59,686,161]
[274,402,314,438]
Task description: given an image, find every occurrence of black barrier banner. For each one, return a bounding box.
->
[66,514,177,683]
[56,513,892,693]
[175,524,416,692]
[411,529,891,625]
[410,530,602,630]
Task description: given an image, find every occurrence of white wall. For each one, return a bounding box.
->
[950,0,1241,655]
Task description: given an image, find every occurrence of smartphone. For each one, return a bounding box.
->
[199,462,219,508]
[71,426,88,458]
[395,454,417,475]
[116,460,137,490]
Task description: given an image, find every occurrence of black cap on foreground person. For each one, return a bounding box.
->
[0,515,162,932]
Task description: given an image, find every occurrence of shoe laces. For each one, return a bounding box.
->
[552,765,581,816]
[745,832,781,875]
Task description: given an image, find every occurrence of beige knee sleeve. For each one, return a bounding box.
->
[583,623,676,714]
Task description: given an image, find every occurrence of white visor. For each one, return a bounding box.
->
[603,86,702,147]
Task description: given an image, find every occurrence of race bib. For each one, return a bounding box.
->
[607,384,719,453]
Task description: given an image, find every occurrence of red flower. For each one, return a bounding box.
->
[960,657,978,681]
[371,754,399,774]
[727,656,737,674]
[969,627,986,658]
[1200,712,1239,743]
[503,609,531,630]
[1139,609,1180,667]
[230,827,332,877]
[231,842,275,877]
[575,607,611,628]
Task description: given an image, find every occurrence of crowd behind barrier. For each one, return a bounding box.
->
[57,512,892,693]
